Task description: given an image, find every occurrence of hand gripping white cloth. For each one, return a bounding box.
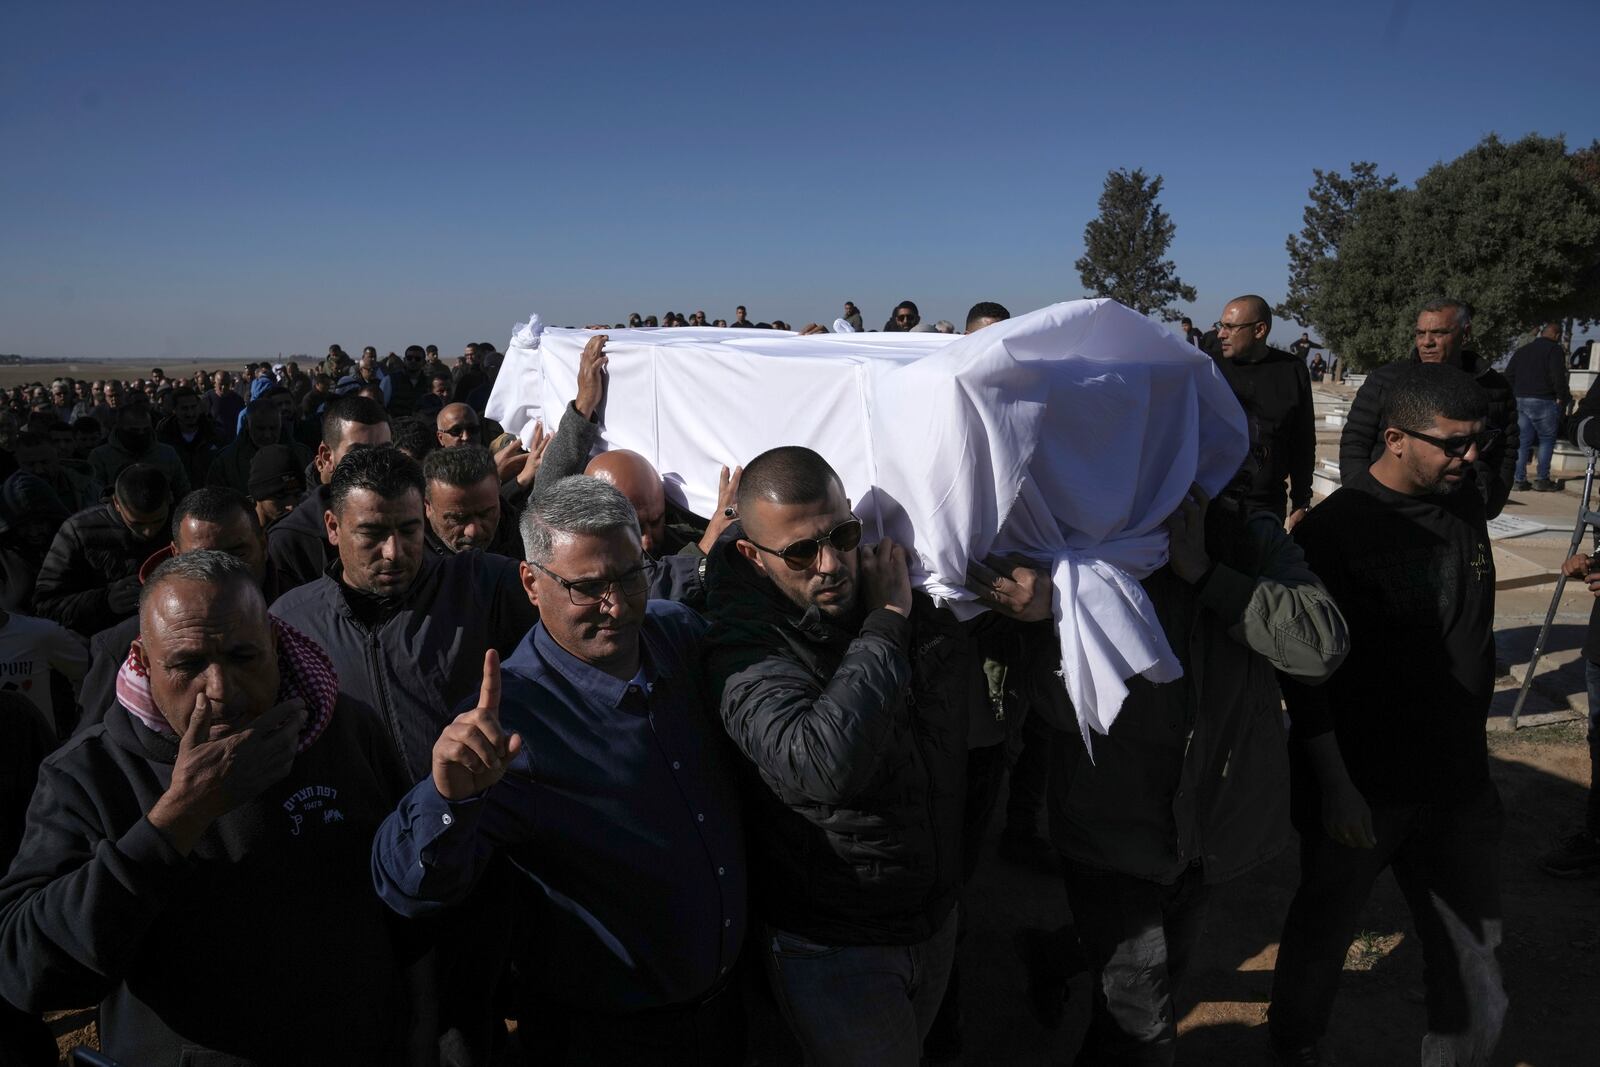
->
[486,301,1248,745]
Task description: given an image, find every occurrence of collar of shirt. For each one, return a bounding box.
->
[531,620,665,714]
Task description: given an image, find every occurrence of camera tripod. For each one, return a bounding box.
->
[1511,448,1600,729]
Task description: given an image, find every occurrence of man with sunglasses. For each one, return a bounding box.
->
[374,475,747,1064]
[1211,294,1316,528]
[1271,364,1506,1065]
[703,445,1051,1066]
[1339,297,1518,518]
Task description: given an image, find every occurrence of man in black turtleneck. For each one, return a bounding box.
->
[1210,294,1316,526]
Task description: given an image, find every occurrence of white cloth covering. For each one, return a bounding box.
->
[487,301,1248,743]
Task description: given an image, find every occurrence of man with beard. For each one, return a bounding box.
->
[1271,364,1505,1065]
[156,386,223,490]
[703,446,1051,1065]
[422,446,522,558]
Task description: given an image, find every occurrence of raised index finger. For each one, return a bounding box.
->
[478,649,502,720]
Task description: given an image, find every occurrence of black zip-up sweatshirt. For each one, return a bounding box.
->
[0,700,419,1066]
[1210,345,1316,517]
[1280,470,1494,804]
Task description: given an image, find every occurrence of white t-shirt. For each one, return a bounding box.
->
[0,613,89,731]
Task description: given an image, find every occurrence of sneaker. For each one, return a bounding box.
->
[998,834,1063,876]
[1513,480,1534,491]
[1534,478,1562,492]
[1540,830,1600,877]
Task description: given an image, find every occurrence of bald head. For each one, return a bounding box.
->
[585,449,667,555]
[1542,322,1563,341]
[435,403,482,449]
[1218,295,1272,360]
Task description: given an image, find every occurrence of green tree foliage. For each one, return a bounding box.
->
[1276,162,1396,327]
[1075,168,1196,321]
[1299,134,1600,370]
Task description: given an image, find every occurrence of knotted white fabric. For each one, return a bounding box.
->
[486,301,1248,743]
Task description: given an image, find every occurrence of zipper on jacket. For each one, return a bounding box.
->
[364,631,407,771]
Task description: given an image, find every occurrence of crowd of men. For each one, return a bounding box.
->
[0,298,1588,1067]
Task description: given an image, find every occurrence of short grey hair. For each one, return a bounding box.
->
[1418,297,1471,326]
[140,549,262,613]
[520,475,641,564]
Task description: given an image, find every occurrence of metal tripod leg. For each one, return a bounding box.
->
[1511,450,1600,729]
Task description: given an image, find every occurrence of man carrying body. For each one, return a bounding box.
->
[1339,297,1518,518]
[374,475,745,1064]
[704,446,1049,1065]
[1047,467,1348,1064]
[266,395,391,592]
[1211,294,1315,526]
[1271,364,1506,1065]
[422,445,523,558]
[1504,322,1570,492]
[0,551,423,1065]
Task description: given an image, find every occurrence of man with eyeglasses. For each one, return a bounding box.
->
[1210,295,1316,528]
[1271,364,1506,1066]
[373,474,747,1063]
[703,445,1052,1065]
[1339,297,1518,518]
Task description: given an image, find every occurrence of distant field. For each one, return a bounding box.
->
[0,359,255,389]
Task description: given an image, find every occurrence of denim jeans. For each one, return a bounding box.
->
[1062,863,1212,1066]
[1516,396,1562,481]
[1270,782,1506,1064]
[763,908,958,1067]
[1585,659,1600,835]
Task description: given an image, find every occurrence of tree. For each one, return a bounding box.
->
[1276,162,1396,327]
[1075,168,1196,321]
[1300,134,1600,370]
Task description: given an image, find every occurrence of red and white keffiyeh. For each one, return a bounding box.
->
[117,616,337,752]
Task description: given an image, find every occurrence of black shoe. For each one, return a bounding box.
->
[998,834,1063,876]
[1541,830,1600,877]
[1513,480,1534,491]
[1012,926,1077,1031]
[1535,478,1562,492]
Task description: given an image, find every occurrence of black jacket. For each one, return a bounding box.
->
[1211,345,1316,517]
[34,503,171,636]
[703,542,985,946]
[1338,350,1518,519]
[156,416,223,491]
[1504,336,1571,403]
[266,482,334,593]
[269,550,537,780]
[423,497,525,560]
[0,699,419,1066]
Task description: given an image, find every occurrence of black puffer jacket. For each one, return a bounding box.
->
[1338,350,1518,518]
[703,542,982,946]
[34,504,171,636]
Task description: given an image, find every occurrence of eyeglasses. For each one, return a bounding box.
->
[439,423,479,439]
[742,518,863,570]
[1399,427,1500,459]
[528,559,650,606]
[1214,320,1264,333]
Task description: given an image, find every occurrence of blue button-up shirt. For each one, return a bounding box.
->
[371,600,746,1012]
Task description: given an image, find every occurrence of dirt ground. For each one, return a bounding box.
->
[0,359,268,391]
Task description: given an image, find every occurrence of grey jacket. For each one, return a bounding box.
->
[1047,509,1348,886]
[269,550,537,781]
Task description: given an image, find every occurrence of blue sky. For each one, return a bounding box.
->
[3,0,1597,361]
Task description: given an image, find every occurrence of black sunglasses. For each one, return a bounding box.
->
[1400,427,1500,459]
[743,518,863,570]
